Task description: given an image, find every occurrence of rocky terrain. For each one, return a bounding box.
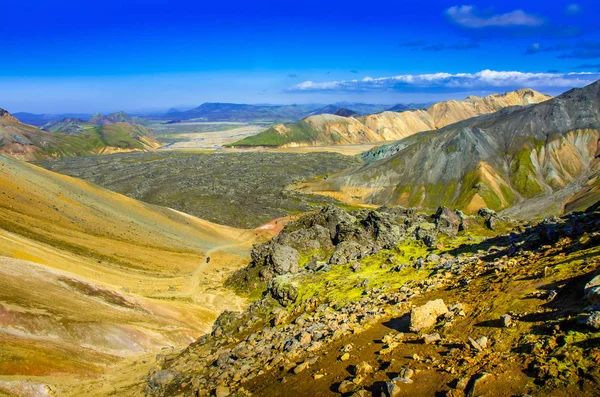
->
[146,201,600,397]
[35,151,363,228]
[0,109,159,160]
[299,81,600,219]
[230,89,551,147]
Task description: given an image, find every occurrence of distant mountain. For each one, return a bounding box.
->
[386,103,432,112]
[230,89,552,147]
[307,105,345,116]
[11,112,92,127]
[42,117,93,134]
[305,105,359,118]
[89,111,147,125]
[334,108,359,117]
[165,103,324,122]
[304,81,600,219]
[332,102,391,115]
[0,109,159,160]
[43,111,148,134]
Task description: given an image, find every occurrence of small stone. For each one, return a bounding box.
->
[338,380,357,394]
[468,336,488,351]
[398,367,414,380]
[272,309,289,326]
[476,336,488,349]
[384,381,402,397]
[341,343,354,352]
[299,332,312,346]
[354,361,373,376]
[455,377,469,390]
[410,299,449,332]
[293,361,310,374]
[543,266,551,277]
[352,376,363,385]
[215,386,230,397]
[340,353,350,361]
[500,314,512,328]
[313,373,325,380]
[422,333,441,344]
[547,290,558,301]
[464,373,491,397]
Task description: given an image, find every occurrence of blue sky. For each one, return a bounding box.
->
[1,0,600,113]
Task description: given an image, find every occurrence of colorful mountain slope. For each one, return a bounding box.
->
[297,81,600,219]
[230,89,552,147]
[0,109,159,160]
[0,155,259,391]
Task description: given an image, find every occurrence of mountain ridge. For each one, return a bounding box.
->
[230,88,552,147]
[298,81,600,219]
[0,109,159,160]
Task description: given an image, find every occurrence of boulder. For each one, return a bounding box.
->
[500,314,512,328]
[582,311,600,330]
[478,208,496,230]
[270,244,300,275]
[432,207,462,235]
[584,275,600,305]
[148,370,176,388]
[329,241,363,265]
[409,299,449,332]
[268,275,299,306]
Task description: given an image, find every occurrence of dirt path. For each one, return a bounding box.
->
[185,234,256,295]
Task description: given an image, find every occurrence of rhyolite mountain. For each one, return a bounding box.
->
[0,155,256,390]
[230,89,552,147]
[0,109,159,160]
[303,81,600,219]
[43,111,148,134]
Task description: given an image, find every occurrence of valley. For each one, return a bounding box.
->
[149,122,268,150]
[35,151,363,228]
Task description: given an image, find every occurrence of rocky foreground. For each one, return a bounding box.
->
[147,203,600,397]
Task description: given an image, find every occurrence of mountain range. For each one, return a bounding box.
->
[0,109,159,160]
[299,81,600,219]
[11,112,93,127]
[230,89,552,147]
[42,111,148,134]
[162,102,414,122]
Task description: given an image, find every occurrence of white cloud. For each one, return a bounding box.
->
[565,3,582,15]
[446,5,544,28]
[287,70,600,93]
